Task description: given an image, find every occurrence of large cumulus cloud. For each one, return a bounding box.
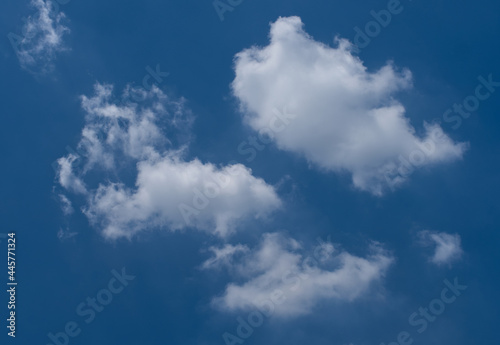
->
[232,16,467,195]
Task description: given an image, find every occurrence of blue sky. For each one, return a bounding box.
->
[0,0,499,344]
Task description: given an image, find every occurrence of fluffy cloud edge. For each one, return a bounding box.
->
[232,16,467,195]
[56,83,282,239]
[207,233,394,317]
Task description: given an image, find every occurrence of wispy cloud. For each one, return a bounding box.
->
[13,0,69,73]
[418,230,464,266]
[201,244,249,270]
[57,227,78,241]
[58,194,74,216]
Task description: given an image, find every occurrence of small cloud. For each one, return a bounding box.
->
[56,154,87,195]
[201,244,249,270]
[418,230,463,266]
[12,0,69,73]
[57,227,78,241]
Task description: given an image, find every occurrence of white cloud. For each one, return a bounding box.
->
[84,156,281,239]
[58,194,74,215]
[418,230,463,266]
[56,154,87,195]
[232,16,467,195]
[210,233,393,317]
[77,83,187,171]
[56,83,281,239]
[14,0,69,73]
[201,244,249,270]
